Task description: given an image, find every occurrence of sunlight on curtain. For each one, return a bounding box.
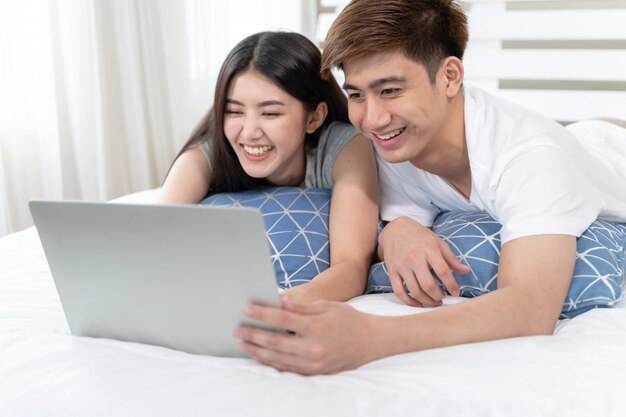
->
[0,0,315,237]
[0,0,60,235]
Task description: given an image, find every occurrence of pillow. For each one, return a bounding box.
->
[201,187,331,289]
[367,211,626,318]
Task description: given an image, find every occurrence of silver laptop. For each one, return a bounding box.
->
[29,200,283,358]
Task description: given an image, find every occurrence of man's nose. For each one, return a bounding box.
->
[362,98,391,132]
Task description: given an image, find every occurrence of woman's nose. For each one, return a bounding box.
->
[239,115,263,141]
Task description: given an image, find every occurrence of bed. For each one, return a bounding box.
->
[1,189,626,417]
[3,2,626,415]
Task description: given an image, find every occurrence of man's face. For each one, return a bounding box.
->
[342,51,450,166]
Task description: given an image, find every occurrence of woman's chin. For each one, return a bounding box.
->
[241,166,271,180]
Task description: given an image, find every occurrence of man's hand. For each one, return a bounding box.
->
[378,216,470,307]
[234,234,576,376]
[233,298,385,375]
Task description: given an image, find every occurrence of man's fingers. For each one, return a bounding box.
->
[388,269,422,307]
[437,239,469,296]
[392,266,441,307]
[243,304,308,333]
[414,264,445,304]
[237,331,323,375]
[453,262,472,274]
[439,238,471,274]
[240,336,338,376]
[428,255,461,297]
[393,260,442,306]
[235,326,303,357]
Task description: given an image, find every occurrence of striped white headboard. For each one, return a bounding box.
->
[464,0,626,124]
[316,0,626,124]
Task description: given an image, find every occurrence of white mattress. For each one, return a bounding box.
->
[2,194,626,416]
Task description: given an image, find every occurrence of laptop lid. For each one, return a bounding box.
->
[29,200,283,358]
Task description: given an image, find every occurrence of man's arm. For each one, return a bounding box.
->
[234,234,576,375]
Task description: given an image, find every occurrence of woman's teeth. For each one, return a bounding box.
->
[243,145,273,155]
[377,128,405,141]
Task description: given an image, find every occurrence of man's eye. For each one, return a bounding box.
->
[381,88,398,96]
[348,92,363,100]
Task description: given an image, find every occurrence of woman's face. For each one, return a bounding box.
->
[223,70,312,186]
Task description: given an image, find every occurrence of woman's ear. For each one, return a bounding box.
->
[440,56,464,97]
[305,102,328,133]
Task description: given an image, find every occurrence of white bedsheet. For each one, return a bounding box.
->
[2,208,626,416]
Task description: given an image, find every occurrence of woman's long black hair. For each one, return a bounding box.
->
[168,31,350,197]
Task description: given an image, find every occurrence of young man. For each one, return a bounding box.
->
[234,0,626,375]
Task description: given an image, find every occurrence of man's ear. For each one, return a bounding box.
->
[305,102,328,133]
[440,57,464,97]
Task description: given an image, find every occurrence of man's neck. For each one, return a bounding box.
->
[411,90,471,197]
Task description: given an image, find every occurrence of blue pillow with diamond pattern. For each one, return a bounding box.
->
[201,187,331,289]
[366,211,626,318]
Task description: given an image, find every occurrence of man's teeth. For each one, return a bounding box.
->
[377,128,405,141]
[244,145,273,155]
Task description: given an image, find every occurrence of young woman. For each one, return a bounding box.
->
[159,31,379,303]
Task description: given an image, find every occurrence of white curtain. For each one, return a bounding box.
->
[0,0,316,237]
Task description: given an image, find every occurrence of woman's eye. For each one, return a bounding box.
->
[224,109,242,115]
[262,112,281,117]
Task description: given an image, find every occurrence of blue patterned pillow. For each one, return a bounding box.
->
[201,187,331,289]
[367,211,626,318]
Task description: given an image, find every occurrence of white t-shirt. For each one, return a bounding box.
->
[377,84,626,244]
